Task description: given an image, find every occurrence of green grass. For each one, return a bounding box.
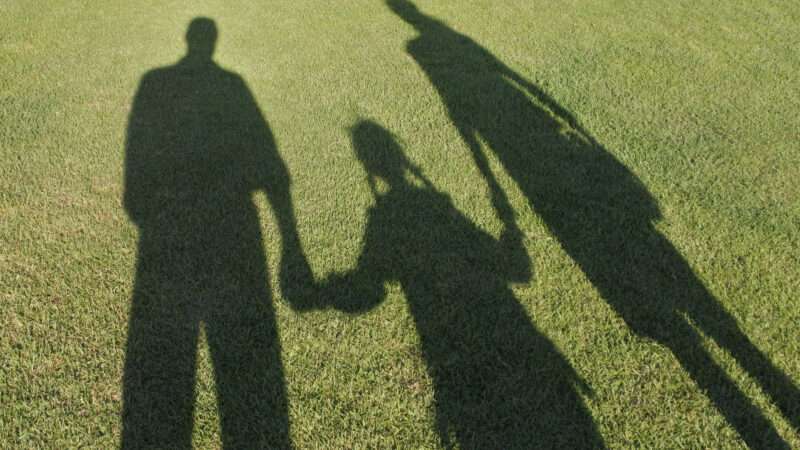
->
[2,0,799,448]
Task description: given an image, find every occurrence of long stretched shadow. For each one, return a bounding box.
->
[121,18,311,449]
[319,120,606,448]
[386,0,800,447]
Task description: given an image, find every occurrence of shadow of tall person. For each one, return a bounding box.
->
[122,17,312,449]
[319,120,605,448]
[387,0,799,447]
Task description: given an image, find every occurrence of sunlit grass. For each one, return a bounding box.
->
[1,0,798,447]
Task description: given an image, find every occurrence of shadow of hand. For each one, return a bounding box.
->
[280,268,384,313]
[279,256,322,311]
[321,272,385,314]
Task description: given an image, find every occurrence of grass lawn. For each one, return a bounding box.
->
[2,0,799,448]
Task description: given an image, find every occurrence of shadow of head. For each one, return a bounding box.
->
[351,120,412,189]
[386,0,424,25]
[186,17,218,61]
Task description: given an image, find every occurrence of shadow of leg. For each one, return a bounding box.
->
[121,287,199,449]
[205,299,290,450]
[660,318,789,449]
[570,224,791,448]
[690,299,800,433]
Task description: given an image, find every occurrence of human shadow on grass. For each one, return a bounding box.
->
[122,17,312,449]
[307,120,606,448]
[386,0,800,447]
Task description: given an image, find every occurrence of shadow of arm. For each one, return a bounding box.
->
[490,57,600,147]
[235,77,317,307]
[123,73,159,226]
[460,129,531,282]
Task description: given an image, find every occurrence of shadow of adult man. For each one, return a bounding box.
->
[387,0,799,447]
[122,17,311,449]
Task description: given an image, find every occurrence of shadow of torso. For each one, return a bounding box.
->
[127,61,264,257]
[358,185,603,448]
